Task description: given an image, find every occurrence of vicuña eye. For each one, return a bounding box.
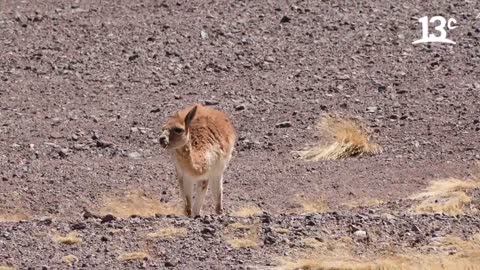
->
[173,127,184,134]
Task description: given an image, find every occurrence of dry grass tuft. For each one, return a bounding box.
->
[226,236,259,249]
[0,211,29,223]
[52,232,82,245]
[146,226,187,239]
[62,254,79,265]
[296,114,382,161]
[225,222,260,249]
[272,227,290,234]
[296,196,329,214]
[118,251,149,262]
[283,251,480,269]
[281,234,480,270]
[232,205,263,217]
[410,178,480,215]
[98,189,182,218]
[472,233,480,243]
[0,266,15,270]
[342,198,384,209]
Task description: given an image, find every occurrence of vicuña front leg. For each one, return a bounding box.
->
[179,176,193,217]
[211,174,224,215]
[192,180,208,217]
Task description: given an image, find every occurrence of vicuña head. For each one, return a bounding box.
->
[160,104,236,217]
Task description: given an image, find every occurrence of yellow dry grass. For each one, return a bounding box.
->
[98,189,182,218]
[225,222,260,249]
[0,211,29,223]
[231,205,263,217]
[117,251,149,262]
[342,198,384,209]
[282,234,480,270]
[272,227,290,234]
[0,266,15,270]
[62,254,78,265]
[296,114,382,161]
[146,226,187,239]
[52,232,82,245]
[410,178,480,215]
[296,196,329,214]
[226,236,259,249]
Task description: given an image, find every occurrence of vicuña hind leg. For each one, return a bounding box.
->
[211,174,224,215]
[192,180,208,217]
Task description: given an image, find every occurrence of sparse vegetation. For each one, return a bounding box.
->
[146,226,187,239]
[226,236,259,249]
[282,234,480,270]
[272,227,290,234]
[0,211,28,223]
[98,189,182,218]
[296,195,329,214]
[62,254,78,265]
[225,222,260,249]
[296,114,382,161]
[410,178,479,215]
[52,232,82,245]
[231,205,263,217]
[342,198,384,209]
[117,251,149,262]
[0,266,15,270]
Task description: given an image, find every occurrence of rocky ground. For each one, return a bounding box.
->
[0,0,479,269]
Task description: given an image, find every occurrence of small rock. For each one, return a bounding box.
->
[52,117,61,124]
[366,106,378,113]
[73,143,86,150]
[234,104,246,111]
[174,95,182,100]
[280,15,291,23]
[411,224,422,233]
[275,121,292,128]
[100,236,109,242]
[204,100,219,106]
[101,214,116,223]
[260,213,272,224]
[128,54,139,61]
[71,134,79,141]
[50,132,62,139]
[37,217,53,226]
[96,140,113,148]
[58,148,69,157]
[128,152,142,159]
[200,30,209,39]
[201,226,216,235]
[91,131,100,140]
[71,222,86,230]
[264,235,276,245]
[165,260,177,267]
[264,56,275,63]
[353,230,368,239]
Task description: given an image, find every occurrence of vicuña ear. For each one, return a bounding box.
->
[184,105,198,127]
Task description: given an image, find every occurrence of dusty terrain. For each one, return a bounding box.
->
[0,0,479,269]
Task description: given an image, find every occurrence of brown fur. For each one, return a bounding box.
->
[160,104,236,216]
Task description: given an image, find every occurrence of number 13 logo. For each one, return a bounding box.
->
[412,16,457,44]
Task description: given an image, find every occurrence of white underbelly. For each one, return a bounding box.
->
[175,145,230,182]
